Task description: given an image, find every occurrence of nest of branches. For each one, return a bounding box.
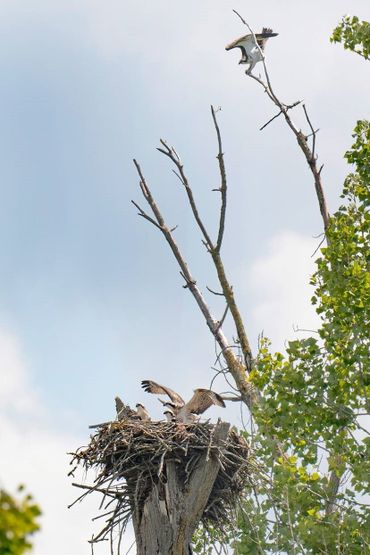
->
[69,419,251,543]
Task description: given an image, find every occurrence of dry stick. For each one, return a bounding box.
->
[211,105,227,253]
[132,159,255,409]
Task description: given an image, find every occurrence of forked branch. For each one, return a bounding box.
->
[132,159,256,409]
[154,110,254,374]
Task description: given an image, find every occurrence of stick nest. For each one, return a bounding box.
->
[69,419,251,543]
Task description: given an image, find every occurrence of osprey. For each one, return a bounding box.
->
[141,380,225,424]
[164,409,175,422]
[115,396,149,421]
[225,27,278,73]
[135,403,151,421]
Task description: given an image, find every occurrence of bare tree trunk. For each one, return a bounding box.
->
[132,422,230,554]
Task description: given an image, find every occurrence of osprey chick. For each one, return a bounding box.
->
[115,396,149,421]
[115,396,138,420]
[135,403,151,421]
[141,380,225,424]
[225,27,278,73]
[164,409,175,422]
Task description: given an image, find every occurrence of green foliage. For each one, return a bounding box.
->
[331,16,370,59]
[234,118,369,554]
[0,485,41,555]
[234,121,370,553]
[193,522,235,554]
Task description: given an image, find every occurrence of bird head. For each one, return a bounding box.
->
[261,27,278,37]
[163,401,176,409]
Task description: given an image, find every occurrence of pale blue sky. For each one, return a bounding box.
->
[0,1,369,553]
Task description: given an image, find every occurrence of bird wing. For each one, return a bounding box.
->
[226,29,278,52]
[225,34,256,64]
[115,396,138,419]
[225,33,252,51]
[185,389,226,415]
[115,396,125,414]
[141,380,185,406]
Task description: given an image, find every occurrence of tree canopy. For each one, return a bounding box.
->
[0,485,41,555]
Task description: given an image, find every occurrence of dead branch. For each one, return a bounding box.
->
[211,105,228,253]
[154,113,254,375]
[132,159,256,408]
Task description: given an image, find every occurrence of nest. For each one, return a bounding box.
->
[69,419,251,545]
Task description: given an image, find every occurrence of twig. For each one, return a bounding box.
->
[206,286,225,297]
[260,101,302,131]
[211,105,228,253]
[216,304,229,332]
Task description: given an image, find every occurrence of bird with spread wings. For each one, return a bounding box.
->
[141,380,225,424]
[225,27,278,73]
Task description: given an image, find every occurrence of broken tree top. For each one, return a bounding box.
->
[69,419,251,546]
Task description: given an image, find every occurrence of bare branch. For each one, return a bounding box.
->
[155,137,254,373]
[211,105,228,252]
[260,109,284,131]
[132,160,256,409]
[216,303,229,331]
[260,100,302,131]
[156,142,214,250]
[131,200,163,230]
[206,286,225,297]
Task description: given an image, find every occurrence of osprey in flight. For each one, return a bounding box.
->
[141,380,225,424]
[225,27,278,73]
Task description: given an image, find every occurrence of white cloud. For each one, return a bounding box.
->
[248,231,321,352]
[0,329,135,554]
[0,330,40,414]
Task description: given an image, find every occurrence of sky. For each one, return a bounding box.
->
[0,1,369,553]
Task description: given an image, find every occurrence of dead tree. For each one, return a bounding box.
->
[69,420,251,554]
[131,421,231,555]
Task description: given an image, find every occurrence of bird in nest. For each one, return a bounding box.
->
[141,380,225,424]
[115,396,151,422]
[225,27,278,74]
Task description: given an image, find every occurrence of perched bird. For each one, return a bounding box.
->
[115,396,150,422]
[225,27,278,73]
[176,390,224,424]
[115,396,139,420]
[164,409,175,422]
[141,380,225,424]
[135,403,151,421]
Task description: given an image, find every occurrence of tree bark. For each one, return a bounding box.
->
[132,421,230,554]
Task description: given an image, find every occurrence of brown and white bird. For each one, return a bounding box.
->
[164,409,175,422]
[135,403,151,421]
[115,396,139,420]
[115,396,150,422]
[141,380,225,424]
[225,27,278,73]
